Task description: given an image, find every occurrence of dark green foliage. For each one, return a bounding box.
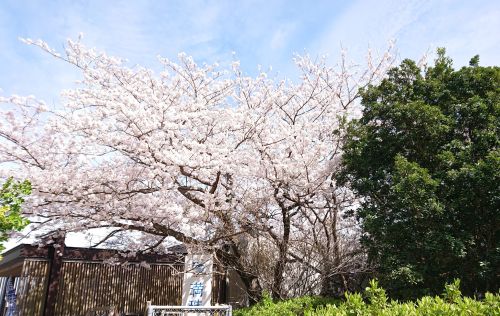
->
[338,49,499,298]
[236,280,499,316]
[0,177,31,252]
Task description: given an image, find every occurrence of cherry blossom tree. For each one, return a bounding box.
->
[231,50,395,298]
[0,37,393,301]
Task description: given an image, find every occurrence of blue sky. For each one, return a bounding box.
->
[1,0,500,105]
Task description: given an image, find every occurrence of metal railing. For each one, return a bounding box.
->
[146,304,232,316]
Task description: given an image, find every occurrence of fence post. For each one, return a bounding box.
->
[146,301,152,316]
[43,232,66,316]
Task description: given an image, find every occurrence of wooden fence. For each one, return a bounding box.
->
[15,259,184,316]
[16,259,49,315]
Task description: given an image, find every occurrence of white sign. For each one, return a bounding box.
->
[182,253,213,307]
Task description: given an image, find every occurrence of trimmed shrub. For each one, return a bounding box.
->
[235,280,499,316]
[234,292,339,316]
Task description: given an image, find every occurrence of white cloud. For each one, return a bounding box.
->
[313,0,500,66]
[270,23,296,50]
[312,0,432,61]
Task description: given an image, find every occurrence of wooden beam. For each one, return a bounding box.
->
[42,234,65,316]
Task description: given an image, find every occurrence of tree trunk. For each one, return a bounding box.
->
[320,202,348,298]
[271,210,291,299]
[217,242,263,305]
[320,272,348,298]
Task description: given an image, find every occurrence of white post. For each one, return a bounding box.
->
[146,301,152,316]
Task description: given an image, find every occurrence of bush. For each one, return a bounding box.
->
[233,292,339,316]
[235,280,499,316]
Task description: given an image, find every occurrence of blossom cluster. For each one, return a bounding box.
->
[0,38,394,251]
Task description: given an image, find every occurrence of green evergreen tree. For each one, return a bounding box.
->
[339,49,499,298]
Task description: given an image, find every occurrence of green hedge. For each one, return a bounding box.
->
[234,294,339,316]
[235,280,499,316]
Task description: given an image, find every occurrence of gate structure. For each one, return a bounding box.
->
[0,241,186,315]
[146,304,232,316]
